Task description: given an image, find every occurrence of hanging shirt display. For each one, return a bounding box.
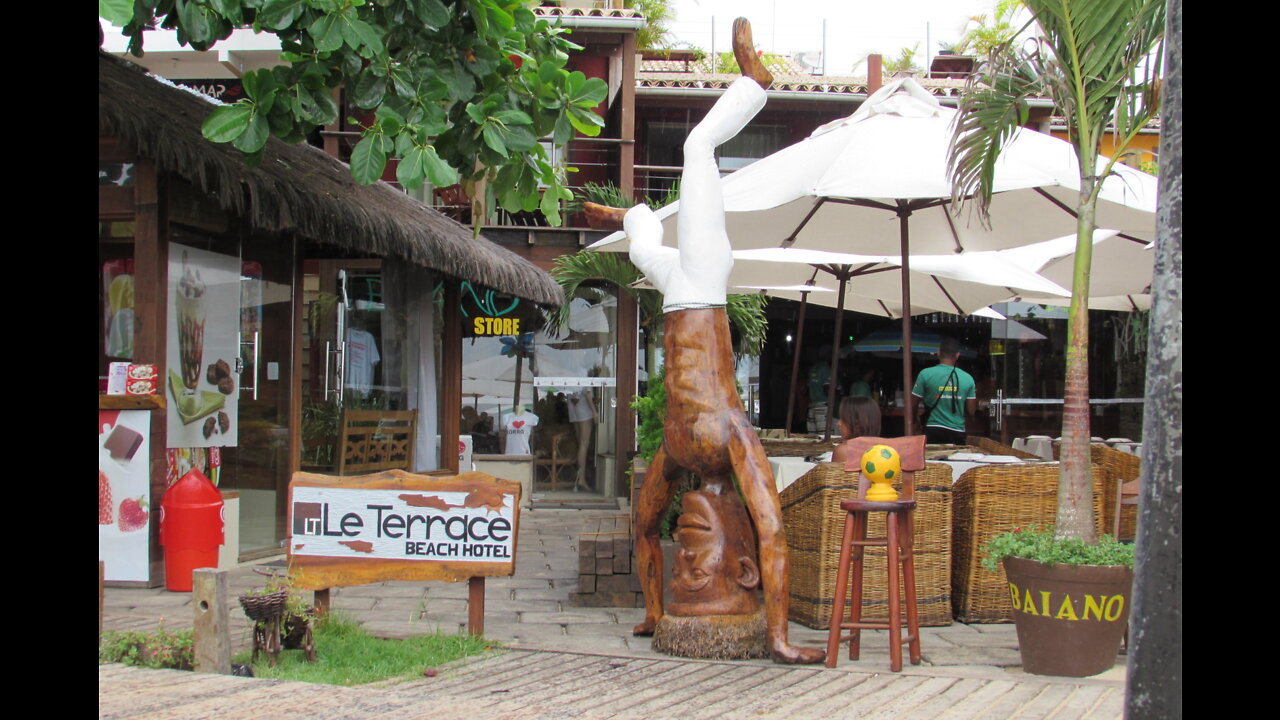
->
[501,411,539,455]
[345,326,380,397]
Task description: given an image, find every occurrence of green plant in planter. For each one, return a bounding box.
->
[982,526,1134,572]
[99,622,194,670]
[578,181,635,209]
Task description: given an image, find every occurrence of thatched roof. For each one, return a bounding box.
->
[98,51,562,307]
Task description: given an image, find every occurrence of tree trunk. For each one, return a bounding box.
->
[1056,188,1098,542]
[1127,0,1182,714]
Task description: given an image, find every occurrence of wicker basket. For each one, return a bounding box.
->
[239,590,288,622]
[780,462,953,629]
[951,463,1109,623]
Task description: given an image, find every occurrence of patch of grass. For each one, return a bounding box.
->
[235,612,495,686]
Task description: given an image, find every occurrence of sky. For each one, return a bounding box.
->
[663,0,1001,76]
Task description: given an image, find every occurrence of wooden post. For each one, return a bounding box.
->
[313,588,331,615]
[99,561,105,639]
[441,281,462,474]
[192,568,231,674]
[467,576,485,637]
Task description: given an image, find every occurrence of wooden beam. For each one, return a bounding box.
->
[614,289,638,499]
[468,577,485,636]
[441,279,462,473]
[132,160,169,588]
[619,30,637,200]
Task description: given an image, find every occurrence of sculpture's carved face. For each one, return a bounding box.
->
[669,490,761,617]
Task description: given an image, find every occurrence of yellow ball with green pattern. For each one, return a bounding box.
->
[861,445,902,485]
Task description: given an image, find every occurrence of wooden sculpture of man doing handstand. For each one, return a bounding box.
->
[587,18,824,665]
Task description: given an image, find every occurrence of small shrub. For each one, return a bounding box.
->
[100,623,194,670]
[983,525,1135,572]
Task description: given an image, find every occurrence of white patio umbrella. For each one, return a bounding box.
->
[728,246,1069,432]
[589,78,1156,434]
[996,232,1154,312]
[730,247,1070,316]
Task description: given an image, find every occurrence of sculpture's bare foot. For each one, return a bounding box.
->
[770,641,826,665]
[633,617,658,636]
[583,201,628,230]
[732,17,773,88]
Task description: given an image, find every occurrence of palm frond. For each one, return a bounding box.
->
[548,251,661,334]
[726,293,770,356]
[950,0,1164,218]
[549,250,770,356]
[1026,0,1165,168]
[948,49,1043,224]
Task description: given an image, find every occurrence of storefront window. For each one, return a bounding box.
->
[299,257,444,474]
[460,284,619,495]
[99,221,136,381]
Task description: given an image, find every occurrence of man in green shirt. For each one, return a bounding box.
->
[911,337,976,445]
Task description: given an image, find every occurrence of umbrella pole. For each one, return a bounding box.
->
[899,204,915,436]
[824,271,848,441]
[512,354,523,410]
[785,290,810,437]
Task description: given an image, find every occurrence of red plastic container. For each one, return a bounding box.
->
[160,469,225,592]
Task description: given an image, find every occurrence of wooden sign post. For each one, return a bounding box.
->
[288,469,521,636]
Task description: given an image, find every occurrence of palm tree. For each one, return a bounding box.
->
[948,0,1165,541]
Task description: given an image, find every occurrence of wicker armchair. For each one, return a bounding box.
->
[964,435,1041,461]
[951,463,1109,622]
[1051,441,1141,540]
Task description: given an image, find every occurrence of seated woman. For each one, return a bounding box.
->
[830,396,882,465]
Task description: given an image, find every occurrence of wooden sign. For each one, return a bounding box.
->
[287,469,521,591]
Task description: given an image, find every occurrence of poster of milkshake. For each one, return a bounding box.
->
[166,243,239,447]
[99,410,151,582]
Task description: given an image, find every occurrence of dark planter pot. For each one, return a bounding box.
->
[1002,556,1133,677]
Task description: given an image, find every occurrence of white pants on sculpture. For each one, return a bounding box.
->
[627,77,767,311]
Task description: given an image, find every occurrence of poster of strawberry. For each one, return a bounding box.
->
[99,410,150,582]
[165,243,239,448]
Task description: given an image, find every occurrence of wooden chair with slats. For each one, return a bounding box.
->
[336,409,417,475]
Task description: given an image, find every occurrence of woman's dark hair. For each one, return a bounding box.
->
[839,396,881,439]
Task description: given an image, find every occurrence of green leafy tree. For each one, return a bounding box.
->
[948,0,1164,542]
[99,0,609,227]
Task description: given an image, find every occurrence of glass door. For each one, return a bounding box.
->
[300,258,442,474]
[222,236,295,557]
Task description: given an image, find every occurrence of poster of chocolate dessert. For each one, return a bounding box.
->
[165,243,239,448]
[99,410,151,582]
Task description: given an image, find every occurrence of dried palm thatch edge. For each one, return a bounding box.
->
[98,51,561,308]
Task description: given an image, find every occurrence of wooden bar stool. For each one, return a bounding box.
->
[825,435,925,672]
